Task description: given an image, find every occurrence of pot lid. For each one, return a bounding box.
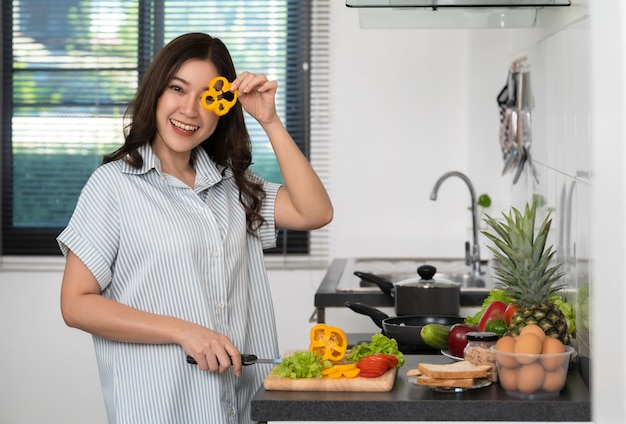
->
[395,264,462,288]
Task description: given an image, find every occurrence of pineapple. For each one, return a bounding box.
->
[481,199,570,345]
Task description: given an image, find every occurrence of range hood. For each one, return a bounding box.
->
[346,0,572,28]
[346,0,571,6]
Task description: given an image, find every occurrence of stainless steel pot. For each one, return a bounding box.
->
[353,264,461,316]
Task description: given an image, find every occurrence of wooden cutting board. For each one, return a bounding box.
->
[263,368,397,392]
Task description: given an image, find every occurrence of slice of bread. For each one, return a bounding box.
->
[417,361,491,379]
[406,368,421,377]
[416,375,477,388]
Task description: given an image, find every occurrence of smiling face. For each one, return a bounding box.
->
[152,59,221,163]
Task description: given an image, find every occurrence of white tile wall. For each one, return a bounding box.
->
[511,18,592,372]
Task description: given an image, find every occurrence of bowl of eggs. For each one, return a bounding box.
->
[491,324,575,399]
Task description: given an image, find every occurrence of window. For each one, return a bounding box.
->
[2,0,322,262]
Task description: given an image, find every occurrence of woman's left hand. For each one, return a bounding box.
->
[230,71,279,124]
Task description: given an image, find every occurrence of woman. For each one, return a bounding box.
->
[58,32,332,424]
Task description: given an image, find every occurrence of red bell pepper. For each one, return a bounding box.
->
[504,302,519,326]
[478,301,507,331]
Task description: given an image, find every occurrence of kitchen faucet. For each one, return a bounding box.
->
[430,171,485,288]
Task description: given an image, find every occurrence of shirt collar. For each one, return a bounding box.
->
[120,143,230,189]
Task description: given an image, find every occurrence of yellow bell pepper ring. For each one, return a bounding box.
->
[321,363,360,379]
[201,76,238,116]
[308,324,348,362]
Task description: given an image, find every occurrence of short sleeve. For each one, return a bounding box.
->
[57,166,121,289]
[258,180,281,249]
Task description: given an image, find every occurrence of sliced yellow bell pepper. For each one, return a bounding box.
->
[201,76,238,116]
[343,367,361,378]
[327,371,345,379]
[321,363,360,379]
[309,324,348,362]
[321,364,356,376]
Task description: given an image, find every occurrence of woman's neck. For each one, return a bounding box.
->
[155,148,196,188]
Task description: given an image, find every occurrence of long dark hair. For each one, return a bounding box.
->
[104,33,266,233]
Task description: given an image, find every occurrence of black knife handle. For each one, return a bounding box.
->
[186,354,257,365]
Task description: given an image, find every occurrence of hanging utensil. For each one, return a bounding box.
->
[501,107,520,175]
[512,69,539,185]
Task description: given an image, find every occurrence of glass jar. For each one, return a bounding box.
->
[463,331,499,381]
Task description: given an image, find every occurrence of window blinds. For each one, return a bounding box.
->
[1,0,330,268]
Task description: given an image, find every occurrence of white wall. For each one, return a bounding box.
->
[4,0,624,423]
[326,20,515,260]
[589,1,626,423]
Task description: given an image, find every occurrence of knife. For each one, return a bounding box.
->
[186,353,282,366]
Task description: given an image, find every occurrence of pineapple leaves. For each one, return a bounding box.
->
[480,199,566,307]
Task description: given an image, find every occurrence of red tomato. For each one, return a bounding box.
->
[356,354,398,378]
[371,353,398,368]
[504,302,519,326]
[478,301,507,331]
[359,370,386,378]
[356,362,387,378]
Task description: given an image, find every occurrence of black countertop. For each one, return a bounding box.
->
[250,354,591,422]
[251,258,592,422]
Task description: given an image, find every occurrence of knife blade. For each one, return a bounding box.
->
[186,353,282,366]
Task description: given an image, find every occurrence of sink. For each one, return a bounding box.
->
[336,257,493,292]
[436,271,489,288]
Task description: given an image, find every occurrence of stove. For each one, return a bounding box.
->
[336,257,483,292]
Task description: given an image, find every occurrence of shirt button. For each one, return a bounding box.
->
[216,302,224,310]
[212,250,220,257]
[228,407,236,416]
[197,207,203,213]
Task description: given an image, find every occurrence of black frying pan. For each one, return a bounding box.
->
[345,301,465,351]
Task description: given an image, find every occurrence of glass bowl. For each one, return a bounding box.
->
[491,345,575,399]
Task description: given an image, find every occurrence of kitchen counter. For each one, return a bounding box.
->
[250,354,591,422]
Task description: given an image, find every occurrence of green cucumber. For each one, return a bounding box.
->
[420,324,451,350]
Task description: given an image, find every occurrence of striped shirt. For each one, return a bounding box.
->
[57,143,281,424]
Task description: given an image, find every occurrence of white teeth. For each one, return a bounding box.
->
[170,119,199,132]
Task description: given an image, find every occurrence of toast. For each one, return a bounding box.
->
[416,375,477,388]
[417,361,491,379]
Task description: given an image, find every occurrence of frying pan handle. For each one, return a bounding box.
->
[344,301,388,329]
[353,271,395,296]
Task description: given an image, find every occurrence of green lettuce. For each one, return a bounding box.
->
[576,282,590,333]
[552,294,576,335]
[271,351,331,379]
[345,333,405,367]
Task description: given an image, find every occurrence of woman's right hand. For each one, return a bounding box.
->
[181,325,243,376]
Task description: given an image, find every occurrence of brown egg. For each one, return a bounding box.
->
[498,366,518,391]
[519,324,547,342]
[514,333,543,364]
[517,362,545,394]
[542,337,565,354]
[494,336,518,368]
[496,335,516,352]
[541,337,567,371]
[542,368,567,392]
